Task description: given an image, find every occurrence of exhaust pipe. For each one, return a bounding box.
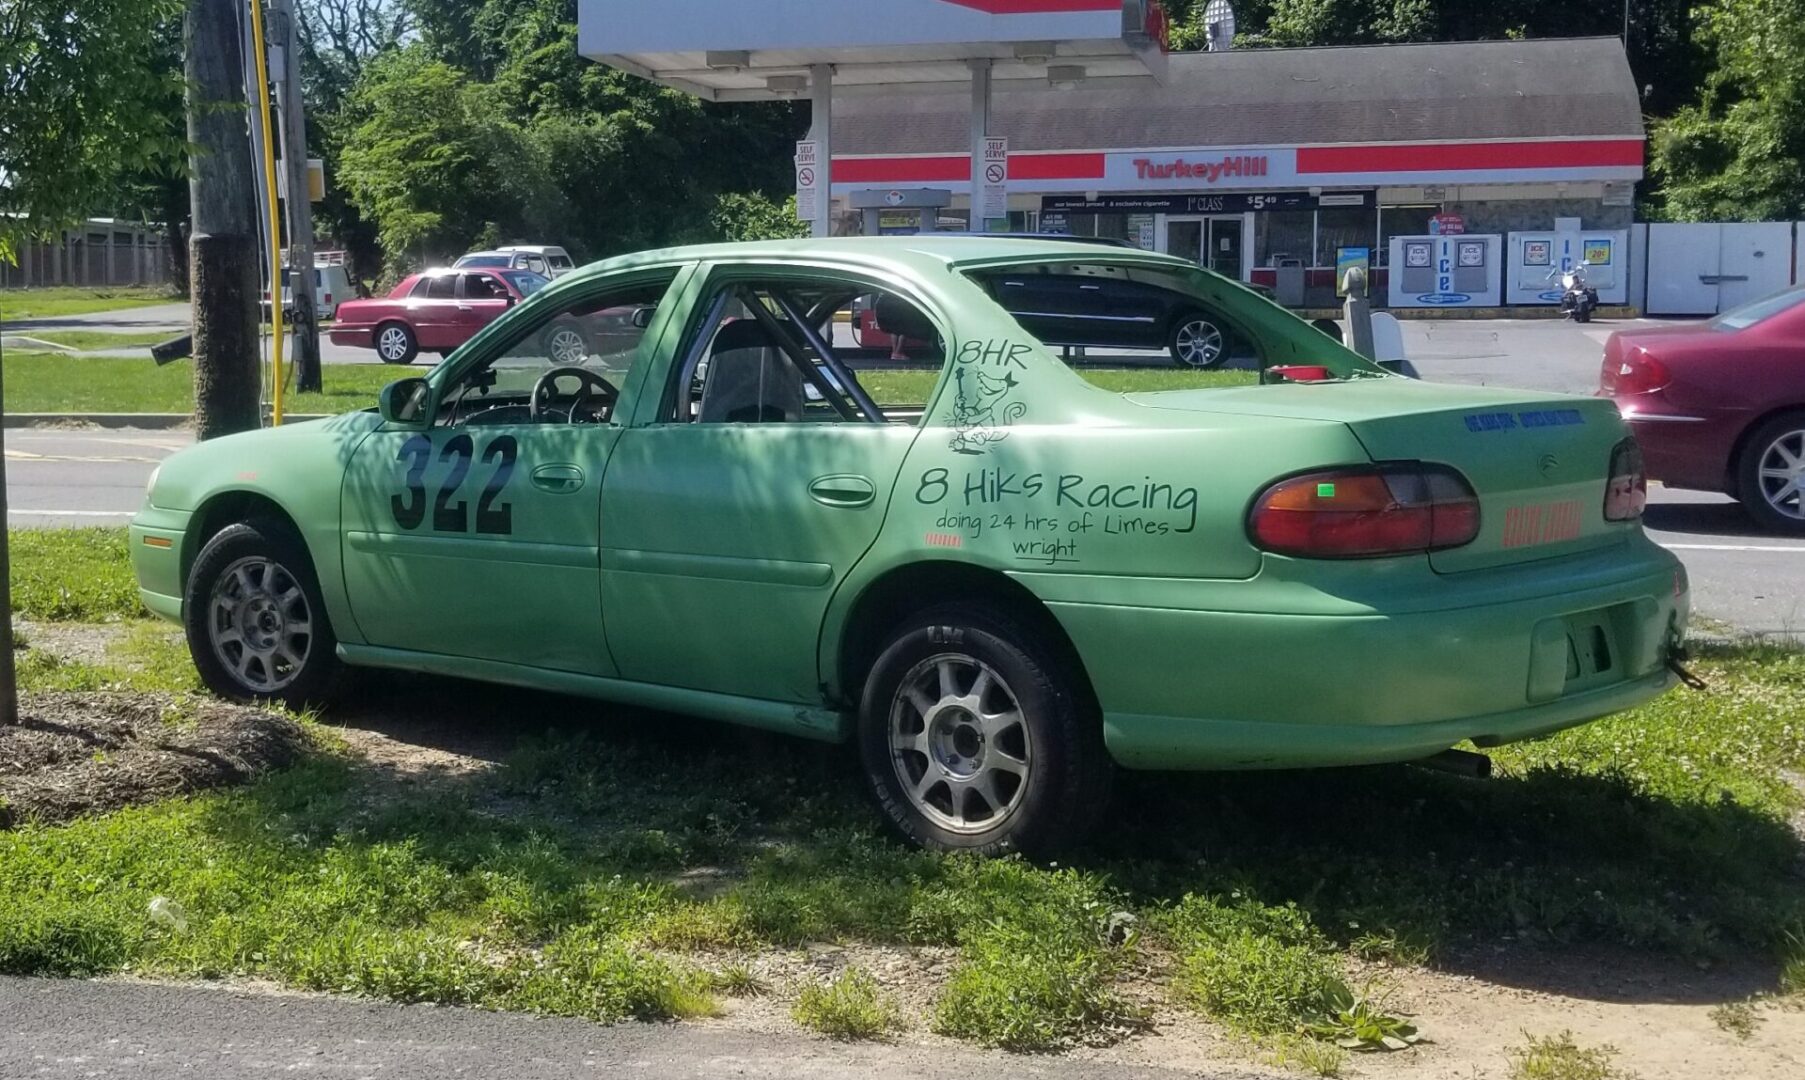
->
[1413,748,1492,779]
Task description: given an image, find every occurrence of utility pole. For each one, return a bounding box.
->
[0,336,17,724]
[272,0,320,392]
[187,0,262,441]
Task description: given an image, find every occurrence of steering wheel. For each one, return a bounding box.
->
[530,365,617,423]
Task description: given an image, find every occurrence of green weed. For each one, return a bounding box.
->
[1263,1033,1349,1077]
[8,528,140,621]
[1165,894,1347,1036]
[1708,1000,1761,1039]
[791,967,902,1040]
[710,963,769,997]
[1508,1031,1635,1080]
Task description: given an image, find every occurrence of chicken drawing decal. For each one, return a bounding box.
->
[949,366,1028,455]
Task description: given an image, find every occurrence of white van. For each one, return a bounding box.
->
[263,257,360,321]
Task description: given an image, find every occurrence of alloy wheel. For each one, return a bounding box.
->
[888,654,1032,834]
[547,327,588,365]
[207,556,313,694]
[1756,427,1805,522]
[378,326,410,362]
[1175,319,1224,367]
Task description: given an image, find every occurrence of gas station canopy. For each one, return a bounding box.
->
[576,0,1170,100]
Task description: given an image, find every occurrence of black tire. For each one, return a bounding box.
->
[1736,410,1805,534]
[374,321,418,364]
[1168,312,1228,369]
[1574,307,1592,324]
[856,603,1111,856]
[540,320,592,366]
[184,519,343,709]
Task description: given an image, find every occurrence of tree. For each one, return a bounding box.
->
[1650,0,1805,221]
[0,0,184,723]
[0,0,185,260]
[710,193,808,242]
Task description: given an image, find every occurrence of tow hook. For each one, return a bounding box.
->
[1666,646,1708,691]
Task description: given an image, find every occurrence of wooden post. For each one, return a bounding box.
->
[186,0,261,440]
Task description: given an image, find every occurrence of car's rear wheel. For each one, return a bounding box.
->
[184,519,342,709]
[1169,313,1227,369]
[1738,410,1805,534]
[375,321,418,364]
[857,603,1110,855]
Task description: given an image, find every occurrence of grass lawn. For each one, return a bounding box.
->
[0,353,1252,415]
[1,352,395,414]
[15,330,182,351]
[5,530,1804,1056]
[0,285,178,320]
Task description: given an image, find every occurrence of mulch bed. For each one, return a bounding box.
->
[0,692,308,829]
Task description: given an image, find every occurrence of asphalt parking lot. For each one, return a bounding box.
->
[4,313,1802,638]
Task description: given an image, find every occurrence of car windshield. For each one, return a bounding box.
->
[1710,285,1805,331]
[501,270,551,295]
[459,255,510,267]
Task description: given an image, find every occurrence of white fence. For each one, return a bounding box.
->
[0,222,174,290]
[1641,221,1799,316]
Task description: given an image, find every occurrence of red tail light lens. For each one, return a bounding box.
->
[1601,347,1670,396]
[1249,464,1481,559]
[1604,438,1646,521]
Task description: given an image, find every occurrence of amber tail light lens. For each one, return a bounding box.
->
[1604,438,1647,522]
[1249,464,1481,558]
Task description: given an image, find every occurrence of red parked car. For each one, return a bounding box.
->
[329,267,550,364]
[1600,287,1805,532]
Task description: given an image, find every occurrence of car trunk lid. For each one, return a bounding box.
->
[1126,379,1632,572]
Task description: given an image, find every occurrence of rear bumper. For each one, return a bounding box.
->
[1614,397,1739,493]
[1040,543,1688,770]
[328,326,374,349]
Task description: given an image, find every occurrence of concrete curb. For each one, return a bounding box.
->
[3,413,329,429]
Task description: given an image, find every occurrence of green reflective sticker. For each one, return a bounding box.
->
[1317,482,1336,498]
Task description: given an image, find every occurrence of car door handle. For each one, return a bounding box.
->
[808,475,876,508]
[457,304,474,311]
[531,464,585,494]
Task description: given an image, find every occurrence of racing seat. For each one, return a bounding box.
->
[699,319,805,424]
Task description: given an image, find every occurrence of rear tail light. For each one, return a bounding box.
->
[1249,464,1480,559]
[1604,438,1646,521]
[1601,347,1670,395]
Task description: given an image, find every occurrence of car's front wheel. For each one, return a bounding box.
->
[1738,410,1805,534]
[184,519,342,708]
[375,321,418,364]
[1169,312,1228,369]
[857,604,1110,855]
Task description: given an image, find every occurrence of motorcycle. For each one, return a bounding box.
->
[1551,262,1599,323]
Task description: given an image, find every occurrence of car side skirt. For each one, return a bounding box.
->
[337,644,850,743]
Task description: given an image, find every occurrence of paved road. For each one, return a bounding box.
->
[0,977,1226,1080]
[2,300,380,366]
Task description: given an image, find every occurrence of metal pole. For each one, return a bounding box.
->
[1623,0,1631,42]
[273,0,320,392]
[245,0,286,425]
[0,334,17,724]
[970,58,992,232]
[809,64,833,239]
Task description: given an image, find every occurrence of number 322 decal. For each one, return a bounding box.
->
[392,434,517,534]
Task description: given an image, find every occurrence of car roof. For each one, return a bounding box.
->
[495,245,565,254]
[561,235,1191,285]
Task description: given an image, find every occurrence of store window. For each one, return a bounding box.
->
[1377,205,1437,266]
[1316,207,1375,267]
[1254,210,1313,270]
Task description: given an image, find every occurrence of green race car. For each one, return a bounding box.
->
[131,237,1688,854]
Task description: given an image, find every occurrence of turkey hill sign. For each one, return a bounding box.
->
[1130,154,1271,184]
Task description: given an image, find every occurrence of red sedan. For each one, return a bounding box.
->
[1600,287,1805,532]
[329,267,549,364]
